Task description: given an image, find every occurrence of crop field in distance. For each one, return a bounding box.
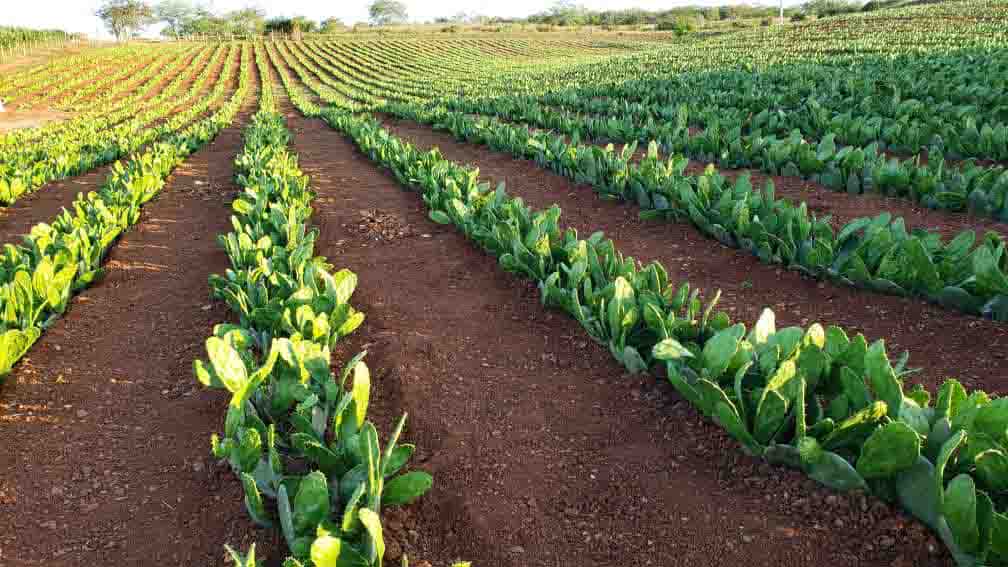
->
[1,0,1008,566]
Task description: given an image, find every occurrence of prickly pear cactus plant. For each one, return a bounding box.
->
[200,102,433,567]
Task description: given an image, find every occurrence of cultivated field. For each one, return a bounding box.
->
[1,1,1008,566]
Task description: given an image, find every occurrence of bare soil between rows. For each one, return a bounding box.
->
[486,111,1008,241]
[0,73,270,565]
[279,104,953,567]
[0,49,240,247]
[0,47,982,565]
[679,157,1008,242]
[25,54,163,109]
[380,116,1008,397]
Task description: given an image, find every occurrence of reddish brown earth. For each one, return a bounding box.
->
[0,46,203,140]
[5,57,128,108]
[0,76,276,565]
[380,117,1008,397]
[490,112,1008,241]
[0,52,241,246]
[0,161,118,244]
[23,53,163,109]
[678,159,1008,242]
[281,102,952,567]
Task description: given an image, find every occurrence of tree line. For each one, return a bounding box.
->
[95,0,902,41]
[480,0,892,27]
[95,0,410,41]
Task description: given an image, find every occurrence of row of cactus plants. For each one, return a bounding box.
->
[0,44,236,206]
[377,103,1008,323]
[439,94,1008,221]
[303,103,1008,566]
[529,61,1008,161]
[197,48,438,567]
[0,45,252,385]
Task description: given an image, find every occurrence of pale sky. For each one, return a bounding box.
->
[5,0,796,39]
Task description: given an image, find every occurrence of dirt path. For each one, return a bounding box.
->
[0,80,277,565]
[379,118,1008,397]
[282,103,949,567]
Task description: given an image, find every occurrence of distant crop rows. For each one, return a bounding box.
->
[254,6,1008,564]
[2,3,1008,564]
[0,43,249,379]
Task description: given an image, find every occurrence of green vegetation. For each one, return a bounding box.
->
[3,1,1008,565]
[291,89,1008,567]
[0,44,233,204]
[96,0,156,41]
[384,102,1008,321]
[0,27,79,51]
[0,44,250,383]
[198,50,433,566]
[251,1,1008,563]
[0,26,83,61]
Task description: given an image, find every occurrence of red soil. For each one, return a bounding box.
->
[276,103,952,567]
[0,71,271,566]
